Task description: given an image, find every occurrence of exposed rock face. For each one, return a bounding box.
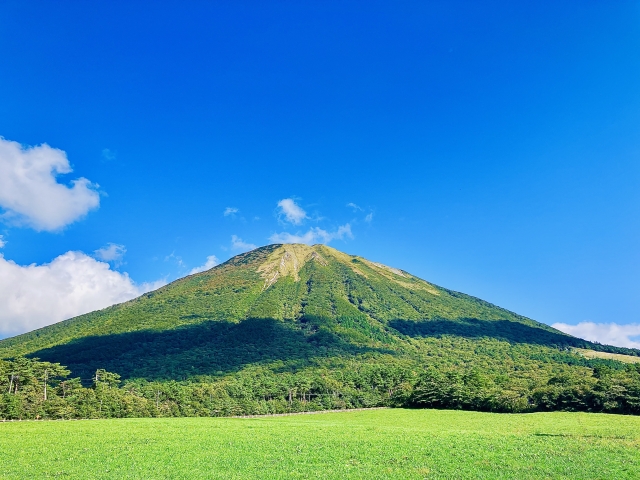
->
[257,244,327,288]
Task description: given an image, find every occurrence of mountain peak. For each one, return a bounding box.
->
[257,244,329,287]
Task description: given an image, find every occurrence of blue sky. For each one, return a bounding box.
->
[1,1,639,346]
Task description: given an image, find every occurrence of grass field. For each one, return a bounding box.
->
[1,409,639,479]
[574,347,640,363]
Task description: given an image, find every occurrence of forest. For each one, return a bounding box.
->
[3,338,640,420]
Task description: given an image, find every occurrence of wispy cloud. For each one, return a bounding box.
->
[552,322,640,349]
[189,255,219,274]
[223,207,239,216]
[101,148,116,162]
[231,235,257,252]
[93,243,126,267]
[347,202,373,223]
[277,198,307,225]
[164,251,185,268]
[0,136,100,231]
[0,235,5,248]
[269,223,353,245]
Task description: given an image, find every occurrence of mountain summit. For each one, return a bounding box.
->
[0,244,621,381]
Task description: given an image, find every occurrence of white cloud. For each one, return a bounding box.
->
[364,212,373,223]
[0,137,100,231]
[93,243,126,266]
[269,223,353,245]
[189,255,219,274]
[552,322,640,349]
[270,230,316,245]
[277,198,307,225]
[0,251,165,338]
[0,235,5,248]
[223,207,239,216]
[347,202,363,211]
[231,235,257,252]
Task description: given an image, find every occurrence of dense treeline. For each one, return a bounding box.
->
[408,364,640,414]
[3,349,640,420]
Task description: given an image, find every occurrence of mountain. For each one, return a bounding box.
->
[3,244,640,419]
[0,244,628,382]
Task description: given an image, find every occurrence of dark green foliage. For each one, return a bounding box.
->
[28,318,376,382]
[1,243,639,419]
[2,351,640,419]
[390,317,618,350]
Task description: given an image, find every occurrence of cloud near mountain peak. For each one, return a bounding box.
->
[277,198,307,225]
[269,224,353,245]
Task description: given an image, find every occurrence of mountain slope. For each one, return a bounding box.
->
[0,244,619,382]
[4,244,640,420]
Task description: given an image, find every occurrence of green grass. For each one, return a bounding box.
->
[1,409,639,479]
[574,348,640,364]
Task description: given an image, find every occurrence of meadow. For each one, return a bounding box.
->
[1,408,639,479]
[574,348,640,364]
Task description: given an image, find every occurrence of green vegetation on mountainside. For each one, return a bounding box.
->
[1,244,640,420]
[0,244,618,368]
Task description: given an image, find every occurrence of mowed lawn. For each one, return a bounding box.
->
[1,409,639,479]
